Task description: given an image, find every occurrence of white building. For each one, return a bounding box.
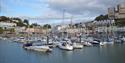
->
[93,20,115,33]
[0,22,17,29]
[15,26,26,34]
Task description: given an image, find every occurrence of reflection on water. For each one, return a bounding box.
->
[0,40,125,63]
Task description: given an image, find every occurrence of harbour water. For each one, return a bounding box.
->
[0,40,125,63]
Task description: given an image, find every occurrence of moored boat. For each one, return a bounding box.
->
[72,42,83,49]
[23,43,52,52]
[58,42,73,51]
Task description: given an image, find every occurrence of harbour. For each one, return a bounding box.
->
[0,39,125,63]
[1,0,125,63]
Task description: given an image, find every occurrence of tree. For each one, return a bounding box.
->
[29,25,33,28]
[115,18,125,27]
[12,17,22,22]
[31,23,40,26]
[11,17,26,27]
[23,19,29,25]
[0,16,11,22]
[29,23,41,28]
[0,27,4,34]
[95,14,109,21]
[16,20,26,27]
[74,23,79,28]
[43,24,51,29]
[10,28,15,33]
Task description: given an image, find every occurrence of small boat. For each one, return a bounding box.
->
[58,42,73,51]
[14,37,27,43]
[103,38,114,45]
[81,41,93,46]
[1,37,7,40]
[100,42,105,46]
[90,40,100,44]
[23,43,52,52]
[103,41,114,44]
[72,42,83,49]
[99,41,114,46]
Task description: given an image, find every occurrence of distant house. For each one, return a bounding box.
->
[15,26,26,34]
[0,22,16,29]
[25,28,43,34]
[93,20,115,33]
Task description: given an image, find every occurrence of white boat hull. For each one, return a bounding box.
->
[24,46,52,52]
[73,43,83,49]
[82,42,92,46]
[58,43,73,51]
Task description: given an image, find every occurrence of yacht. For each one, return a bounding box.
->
[23,43,52,52]
[58,42,73,51]
[81,41,93,46]
[72,42,83,49]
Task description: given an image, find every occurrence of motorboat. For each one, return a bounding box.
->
[103,41,114,44]
[99,41,114,46]
[72,42,83,49]
[23,43,52,52]
[99,42,105,46]
[103,38,114,44]
[58,42,73,51]
[81,41,93,46]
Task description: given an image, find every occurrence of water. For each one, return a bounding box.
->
[0,40,125,63]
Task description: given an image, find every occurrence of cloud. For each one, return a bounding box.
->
[19,9,94,25]
[19,9,73,24]
[1,0,125,25]
[48,0,125,17]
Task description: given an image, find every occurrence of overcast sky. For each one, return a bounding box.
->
[0,0,125,25]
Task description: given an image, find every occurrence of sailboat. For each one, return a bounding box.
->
[23,26,52,52]
[58,41,73,51]
[57,10,73,51]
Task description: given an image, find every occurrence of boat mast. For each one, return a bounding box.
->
[46,24,49,44]
[27,25,30,43]
[62,10,65,38]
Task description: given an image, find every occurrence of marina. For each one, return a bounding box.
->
[1,0,125,63]
[0,39,125,63]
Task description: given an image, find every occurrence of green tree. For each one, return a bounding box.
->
[0,27,4,34]
[29,23,40,28]
[11,17,26,27]
[16,20,26,27]
[29,25,33,28]
[74,23,79,28]
[43,24,51,29]
[115,19,125,27]
[0,16,11,22]
[95,14,109,21]
[23,19,29,25]
[10,28,15,33]
[31,23,39,26]
[12,17,22,22]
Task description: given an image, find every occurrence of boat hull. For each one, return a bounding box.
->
[23,46,52,52]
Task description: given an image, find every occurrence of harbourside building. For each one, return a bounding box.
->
[93,20,116,34]
[15,26,26,34]
[25,27,43,34]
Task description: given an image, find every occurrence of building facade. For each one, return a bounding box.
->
[0,22,16,29]
[108,3,125,19]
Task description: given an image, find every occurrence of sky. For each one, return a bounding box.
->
[0,0,125,25]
